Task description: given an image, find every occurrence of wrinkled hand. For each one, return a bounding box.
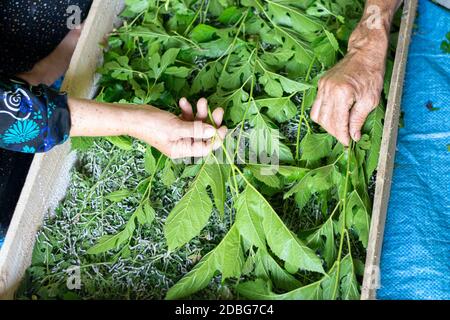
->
[310,26,388,146]
[130,98,227,159]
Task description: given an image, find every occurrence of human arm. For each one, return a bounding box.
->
[310,0,403,145]
[69,97,227,159]
[0,78,226,157]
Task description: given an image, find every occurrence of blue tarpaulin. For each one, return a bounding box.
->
[378,0,450,300]
[0,227,5,249]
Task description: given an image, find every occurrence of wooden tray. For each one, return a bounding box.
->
[0,0,418,300]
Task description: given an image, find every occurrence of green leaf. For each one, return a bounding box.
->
[166,225,243,299]
[300,133,334,161]
[340,255,360,300]
[313,31,340,67]
[218,6,244,24]
[144,147,156,175]
[136,200,156,226]
[261,200,324,273]
[125,0,150,13]
[277,166,309,181]
[88,218,136,255]
[236,278,323,300]
[190,24,218,42]
[247,165,281,189]
[363,105,384,179]
[254,97,297,122]
[285,164,341,210]
[164,159,226,250]
[164,66,191,77]
[267,0,324,35]
[441,32,450,54]
[181,164,202,178]
[105,189,132,202]
[321,261,339,299]
[218,57,253,90]
[161,160,176,186]
[259,73,283,97]
[306,217,336,266]
[254,249,301,291]
[383,59,394,99]
[235,188,267,249]
[192,62,222,93]
[150,48,180,79]
[70,137,95,151]
[249,113,294,163]
[198,38,233,58]
[306,1,345,23]
[258,66,312,97]
[345,191,370,248]
[238,187,324,274]
[106,136,133,151]
[101,57,135,81]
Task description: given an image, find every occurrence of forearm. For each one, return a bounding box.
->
[348,0,403,56]
[360,0,403,33]
[68,97,227,159]
[68,98,135,137]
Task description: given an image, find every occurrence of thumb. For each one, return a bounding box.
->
[349,101,374,142]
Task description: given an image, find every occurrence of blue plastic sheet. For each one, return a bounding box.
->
[378,0,450,300]
[0,226,5,249]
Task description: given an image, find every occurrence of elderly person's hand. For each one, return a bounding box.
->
[69,97,228,159]
[310,1,396,146]
[129,98,228,159]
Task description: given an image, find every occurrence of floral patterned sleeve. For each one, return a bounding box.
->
[0,77,71,153]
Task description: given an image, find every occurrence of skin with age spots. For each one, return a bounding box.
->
[311,0,403,146]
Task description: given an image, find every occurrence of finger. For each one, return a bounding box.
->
[213,126,228,150]
[212,108,224,127]
[175,121,217,139]
[310,89,323,124]
[217,126,228,140]
[170,139,214,159]
[349,98,378,142]
[333,106,351,147]
[196,98,208,121]
[317,94,333,132]
[333,90,354,146]
[179,97,194,121]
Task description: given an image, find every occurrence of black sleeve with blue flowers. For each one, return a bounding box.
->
[0,77,71,153]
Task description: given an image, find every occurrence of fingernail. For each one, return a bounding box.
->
[180,97,187,105]
[352,131,361,141]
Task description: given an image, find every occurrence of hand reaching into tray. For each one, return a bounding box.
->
[68,97,228,159]
[311,0,403,146]
[128,98,228,159]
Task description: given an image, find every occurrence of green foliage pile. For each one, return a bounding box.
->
[18,139,234,299]
[51,0,396,300]
[84,0,392,300]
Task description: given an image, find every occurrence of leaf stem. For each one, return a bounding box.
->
[331,142,353,300]
[295,56,316,161]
